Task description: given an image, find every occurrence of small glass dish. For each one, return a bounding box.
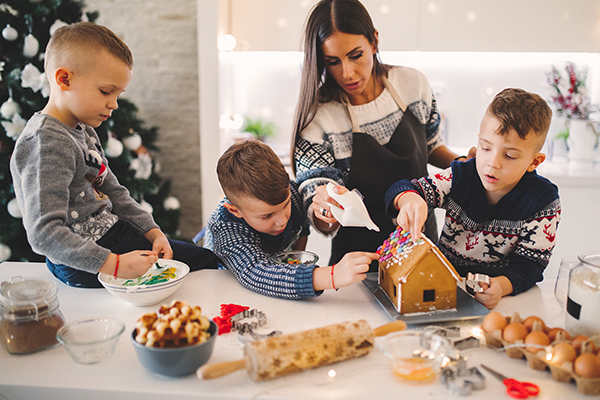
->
[379,330,444,384]
[56,318,125,364]
[271,250,319,265]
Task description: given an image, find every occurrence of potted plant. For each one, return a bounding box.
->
[546,62,599,163]
[242,116,276,142]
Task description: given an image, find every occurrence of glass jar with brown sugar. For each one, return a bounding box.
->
[0,276,65,354]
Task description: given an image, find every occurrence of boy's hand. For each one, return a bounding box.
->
[143,228,173,259]
[474,278,502,309]
[313,184,347,224]
[394,192,428,240]
[332,252,379,288]
[118,251,159,278]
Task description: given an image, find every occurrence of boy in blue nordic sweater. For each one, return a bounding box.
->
[203,139,378,299]
[385,88,561,309]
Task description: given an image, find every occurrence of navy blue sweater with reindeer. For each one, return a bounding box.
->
[385,158,560,295]
[10,113,159,273]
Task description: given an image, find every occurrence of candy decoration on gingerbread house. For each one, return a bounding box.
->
[377,227,461,315]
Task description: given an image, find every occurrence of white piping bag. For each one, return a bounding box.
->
[326,183,379,232]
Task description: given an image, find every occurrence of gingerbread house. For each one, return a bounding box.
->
[377,228,461,315]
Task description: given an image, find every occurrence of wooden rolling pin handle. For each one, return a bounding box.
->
[198,359,246,380]
[373,320,407,337]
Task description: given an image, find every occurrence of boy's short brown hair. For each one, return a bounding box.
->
[217,140,290,206]
[45,21,133,76]
[488,88,552,149]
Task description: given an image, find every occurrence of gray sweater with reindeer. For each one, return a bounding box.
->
[385,158,561,295]
[10,113,158,272]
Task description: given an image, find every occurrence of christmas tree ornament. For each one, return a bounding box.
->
[2,24,18,41]
[23,34,40,58]
[1,113,26,140]
[130,152,153,180]
[49,19,68,36]
[0,98,20,119]
[7,198,22,218]
[104,136,124,158]
[164,196,181,211]
[123,133,142,151]
[0,244,11,262]
[21,63,45,92]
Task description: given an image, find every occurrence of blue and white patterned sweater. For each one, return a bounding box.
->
[385,159,561,295]
[294,66,444,217]
[203,181,317,299]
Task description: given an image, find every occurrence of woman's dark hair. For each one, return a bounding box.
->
[290,0,390,175]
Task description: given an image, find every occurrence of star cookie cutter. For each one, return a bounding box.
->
[465,272,490,296]
[230,308,282,341]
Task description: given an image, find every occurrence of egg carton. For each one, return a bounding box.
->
[482,313,600,396]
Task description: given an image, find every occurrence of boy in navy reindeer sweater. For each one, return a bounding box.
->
[385,88,560,309]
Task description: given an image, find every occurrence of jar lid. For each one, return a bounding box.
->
[0,276,59,319]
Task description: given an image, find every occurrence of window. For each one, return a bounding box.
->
[423,289,435,302]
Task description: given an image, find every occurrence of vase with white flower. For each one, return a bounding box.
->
[547,62,599,164]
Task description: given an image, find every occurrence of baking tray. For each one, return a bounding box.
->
[362,272,489,325]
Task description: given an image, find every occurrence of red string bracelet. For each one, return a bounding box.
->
[331,264,338,291]
[113,254,120,278]
[394,190,418,210]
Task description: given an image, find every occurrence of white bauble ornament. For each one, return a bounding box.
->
[0,244,11,262]
[104,136,124,158]
[164,196,180,211]
[0,98,20,119]
[49,20,68,36]
[123,133,142,151]
[7,198,22,218]
[23,34,39,58]
[2,24,18,41]
[139,200,153,214]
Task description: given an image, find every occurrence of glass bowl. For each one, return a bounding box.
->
[271,250,319,265]
[379,330,445,384]
[56,318,125,364]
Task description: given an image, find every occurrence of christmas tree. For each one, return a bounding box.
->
[0,0,182,262]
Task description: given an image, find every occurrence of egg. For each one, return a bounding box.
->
[525,331,550,354]
[548,342,577,366]
[523,316,546,332]
[547,327,571,342]
[482,311,507,333]
[502,322,528,343]
[574,353,600,378]
[572,335,590,353]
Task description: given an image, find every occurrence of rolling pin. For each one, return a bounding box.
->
[198,319,406,381]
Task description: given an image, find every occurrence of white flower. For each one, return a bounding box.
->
[129,152,153,180]
[1,113,26,140]
[21,63,48,94]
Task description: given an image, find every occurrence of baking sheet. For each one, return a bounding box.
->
[362,272,489,325]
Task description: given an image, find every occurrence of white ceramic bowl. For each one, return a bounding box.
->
[98,259,189,306]
[57,318,125,364]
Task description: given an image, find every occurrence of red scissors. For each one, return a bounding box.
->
[480,364,540,399]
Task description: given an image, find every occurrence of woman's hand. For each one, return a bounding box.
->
[312,184,347,224]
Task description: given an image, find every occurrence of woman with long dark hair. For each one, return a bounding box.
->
[292,0,469,269]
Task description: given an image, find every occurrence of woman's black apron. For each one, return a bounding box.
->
[330,76,438,271]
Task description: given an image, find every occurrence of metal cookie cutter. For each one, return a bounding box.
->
[441,356,486,396]
[465,272,490,297]
[230,309,282,342]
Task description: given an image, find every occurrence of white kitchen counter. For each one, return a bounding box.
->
[0,261,593,400]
